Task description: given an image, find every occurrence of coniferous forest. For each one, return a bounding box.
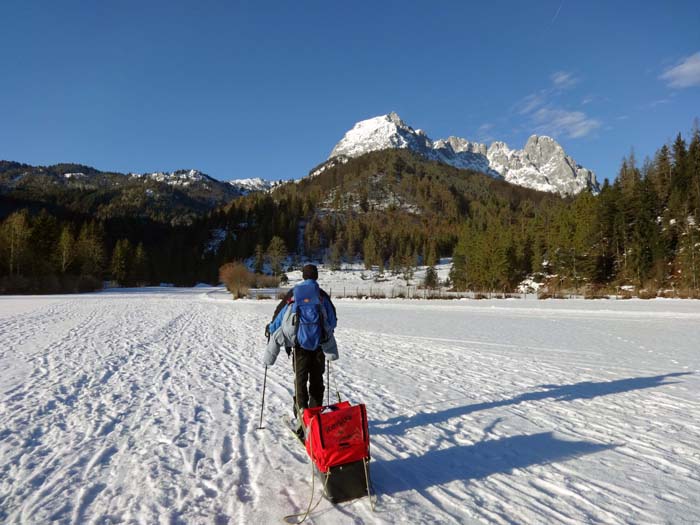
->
[1,125,699,297]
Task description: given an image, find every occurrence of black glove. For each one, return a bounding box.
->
[285,347,292,358]
[265,324,270,342]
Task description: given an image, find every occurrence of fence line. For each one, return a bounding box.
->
[248,287,285,299]
[248,286,532,300]
[326,287,530,300]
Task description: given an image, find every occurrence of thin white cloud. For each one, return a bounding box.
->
[551,71,578,89]
[511,71,600,139]
[532,108,601,138]
[515,71,578,114]
[475,123,496,142]
[649,98,671,108]
[517,93,547,115]
[660,51,700,88]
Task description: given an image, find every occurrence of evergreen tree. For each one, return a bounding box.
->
[571,191,600,288]
[388,253,400,275]
[449,234,469,290]
[650,145,673,206]
[76,222,105,278]
[266,236,287,275]
[627,179,658,288]
[619,153,641,198]
[688,126,700,215]
[363,232,379,270]
[132,242,149,285]
[29,209,59,276]
[672,132,689,195]
[111,239,133,285]
[327,240,342,271]
[401,259,414,286]
[304,218,321,255]
[424,265,438,289]
[593,182,620,284]
[676,217,700,293]
[254,244,264,273]
[425,240,438,267]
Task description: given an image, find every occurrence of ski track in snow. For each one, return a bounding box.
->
[1,290,699,524]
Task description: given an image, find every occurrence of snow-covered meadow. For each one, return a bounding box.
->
[1,289,699,524]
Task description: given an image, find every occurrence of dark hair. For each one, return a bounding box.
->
[302,264,318,281]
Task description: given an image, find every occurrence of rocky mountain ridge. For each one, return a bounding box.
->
[227,177,279,194]
[0,161,255,224]
[324,113,599,196]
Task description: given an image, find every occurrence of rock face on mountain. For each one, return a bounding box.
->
[487,136,598,196]
[130,169,218,188]
[326,113,598,196]
[227,177,278,195]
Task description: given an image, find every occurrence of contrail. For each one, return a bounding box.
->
[551,1,563,24]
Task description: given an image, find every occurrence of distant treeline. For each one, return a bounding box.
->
[450,130,700,296]
[2,124,699,296]
[0,206,214,293]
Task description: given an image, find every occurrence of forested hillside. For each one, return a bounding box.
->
[0,161,245,225]
[449,130,700,295]
[1,125,699,296]
[209,126,700,296]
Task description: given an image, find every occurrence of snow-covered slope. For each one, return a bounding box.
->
[130,169,218,188]
[326,113,599,196]
[227,177,278,195]
[1,291,699,523]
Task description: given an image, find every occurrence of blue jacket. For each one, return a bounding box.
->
[263,280,338,366]
[269,280,336,333]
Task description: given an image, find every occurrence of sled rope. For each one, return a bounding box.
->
[283,349,369,522]
[284,353,327,523]
[282,429,330,524]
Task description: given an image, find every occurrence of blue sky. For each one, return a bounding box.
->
[1,1,699,183]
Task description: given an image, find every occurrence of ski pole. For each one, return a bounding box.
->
[333,361,341,403]
[326,361,330,406]
[257,365,268,430]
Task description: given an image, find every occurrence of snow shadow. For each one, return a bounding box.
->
[374,431,615,496]
[373,372,692,436]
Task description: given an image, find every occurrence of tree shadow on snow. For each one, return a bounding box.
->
[373,431,615,496]
[372,372,692,437]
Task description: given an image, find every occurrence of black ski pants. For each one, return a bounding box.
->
[293,346,325,416]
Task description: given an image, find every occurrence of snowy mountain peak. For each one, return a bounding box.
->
[326,114,598,196]
[228,177,277,195]
[524,135,564,159]
[435,136,488,156]
[329,112,431,160]
[132,169,214,187]
[386,111,406,126]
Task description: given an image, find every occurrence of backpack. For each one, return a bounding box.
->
[292,281,324,350]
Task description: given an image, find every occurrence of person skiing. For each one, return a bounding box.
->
[263,264,338,437]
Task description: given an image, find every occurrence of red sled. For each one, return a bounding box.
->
[302,401,371,503]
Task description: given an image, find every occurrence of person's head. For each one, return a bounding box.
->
[302,264,318,281]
